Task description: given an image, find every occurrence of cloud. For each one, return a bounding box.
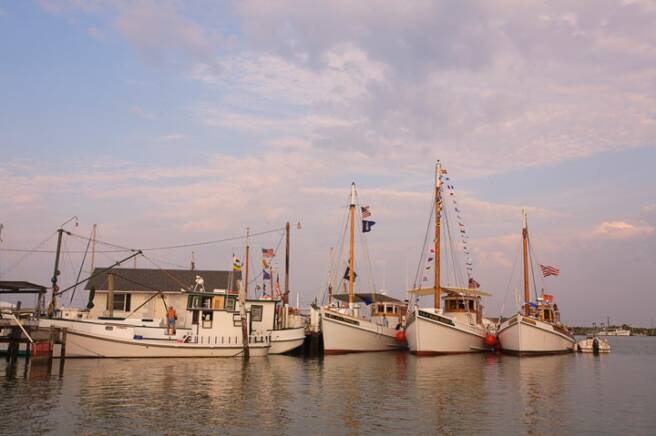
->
[160,133,187,142]
[592,220,655,240]
[41,0,222,63]
[87,26,106,41]
[130,105,154,119]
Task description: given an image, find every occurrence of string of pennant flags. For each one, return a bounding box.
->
[421,171,478,287]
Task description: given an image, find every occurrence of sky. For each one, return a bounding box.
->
[1,0,655,326]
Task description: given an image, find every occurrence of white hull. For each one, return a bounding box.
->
[40,319,269,358]
[498,314,575,355]
[269,327,305,354]
[577,337,611,353]
[321,308,405,353]
[406,308,489,355]
[597,329,631,336]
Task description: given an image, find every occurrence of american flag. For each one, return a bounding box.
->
[539,264,560,277]
[361,205,371,218]
[468,277,480,289]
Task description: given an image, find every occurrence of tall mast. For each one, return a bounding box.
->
[522,209,530,316]
[348,183,356,309]
[90,224,97,274]
[240,227,250,358]
[49,228,64,317]
[434,162,442,310]
[244,227,250,297]
[284,221,290,305]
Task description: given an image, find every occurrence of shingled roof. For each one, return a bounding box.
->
[85,268,241,293]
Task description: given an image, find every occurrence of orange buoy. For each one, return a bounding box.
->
[395,330,407,342]
[485,333,498,348]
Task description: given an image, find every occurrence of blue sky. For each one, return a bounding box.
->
[1,0,655,326]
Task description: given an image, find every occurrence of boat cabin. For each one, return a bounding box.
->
[330,293,406,327]
[443,293,483,325]
[185,288,277,342]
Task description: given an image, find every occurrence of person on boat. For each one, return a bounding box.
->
[166,306,177,335]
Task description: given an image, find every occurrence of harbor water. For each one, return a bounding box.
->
[2,337,655,435]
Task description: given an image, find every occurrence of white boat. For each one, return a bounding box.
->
[596,319,631,336]
[269,325,305,354]
[321,294,406,354]
[320,183,407,353]
[597,328,631,336]
[41,276,271,357]
[406,161,495,355]
[497,212,575,356]
[577,335,611,353]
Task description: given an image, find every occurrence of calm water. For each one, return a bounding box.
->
[2,337,655,435]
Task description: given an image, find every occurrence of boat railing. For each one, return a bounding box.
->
[179,333,270,345]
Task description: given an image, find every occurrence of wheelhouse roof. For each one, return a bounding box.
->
[332,293,404,305]
[407,286,492,298]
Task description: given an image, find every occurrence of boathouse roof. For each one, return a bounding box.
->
[0,281,47,294]
[85,268,241,293]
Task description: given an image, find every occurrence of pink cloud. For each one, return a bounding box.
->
[592,220,655,239]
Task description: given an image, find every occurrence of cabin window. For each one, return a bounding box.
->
[251,305,263,322]
[188,295,203,310]
[225,296,237,311]
[202,311,213,329]
[212,296,225,310]
[112,294,131,312]
[386,306,394,314]
[377,304,384,314]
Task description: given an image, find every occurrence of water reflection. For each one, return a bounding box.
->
[2,339,656,435]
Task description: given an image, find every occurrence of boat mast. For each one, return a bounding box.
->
[90,224,97,274]
[49,228,65,317]
[522,209,530,316]
[284,221,290,305]
[348,183,356,309]
[434,162,442,310]
[240,227,250,358]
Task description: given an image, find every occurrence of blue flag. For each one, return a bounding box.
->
[362,220,376,232]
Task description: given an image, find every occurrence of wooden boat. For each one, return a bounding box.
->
[320,183,407,354]
[406,161,494,355]
[496,211,575,356]
[40,279,271,357]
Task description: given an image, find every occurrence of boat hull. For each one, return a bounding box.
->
[52,330,269,358]
[39,319,269,358]
[406,308,489,355]
[577,337,611,353]
[498,314,575,356]
[269,326,305,354]
[321,308,405,353]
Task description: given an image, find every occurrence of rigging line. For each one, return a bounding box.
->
[356,195,377,294]
[527,234,547,293]
[499,236,522,317]
[413,194,434,290]
[1,230,58,275]
[70,231,93,304]
[527,235,541,301]
[443,200,460,287]
[140,255,193,289]
[0,247,131,254]
[325,199,349,300]
[69,227,286,252]
[110,271,169,294]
